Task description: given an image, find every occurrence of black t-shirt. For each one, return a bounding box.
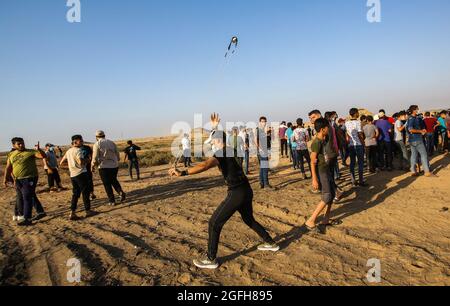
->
[214,147,249,189]
[124,145,141,160]
[80,145,93,161]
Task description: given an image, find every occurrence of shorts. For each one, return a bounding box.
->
[318,168,336,205]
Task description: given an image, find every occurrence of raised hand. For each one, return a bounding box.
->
[210,113,220,129]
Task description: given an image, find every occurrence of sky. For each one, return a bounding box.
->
[1,0,450,150]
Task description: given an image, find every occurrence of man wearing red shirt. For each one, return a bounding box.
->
[423,112,439,156]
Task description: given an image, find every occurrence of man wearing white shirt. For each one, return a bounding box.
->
[60,135,96,220]
[345,108,367,187]
[181,133,192,167]
[92,130,126,206]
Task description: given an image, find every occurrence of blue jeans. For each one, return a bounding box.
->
[258,155,270,186]
[395,140,409,169]
[15,177,45,220]
[440,131,448,151]
[348,145,365,183]
[425,133,435,155]
[291,148,298,169]
[410,140,430,173]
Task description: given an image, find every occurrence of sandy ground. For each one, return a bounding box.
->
[1,153,450,286]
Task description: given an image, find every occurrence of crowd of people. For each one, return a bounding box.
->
[2,105,449,269]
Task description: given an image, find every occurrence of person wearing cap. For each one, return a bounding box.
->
[375,109,394,171]
[169,113,279,270]
[91,130,126,205]
[43,143,64,192]
[60,135,96,220]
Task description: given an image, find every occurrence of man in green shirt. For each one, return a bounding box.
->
[3,138,47,226]
[305,118,342,233]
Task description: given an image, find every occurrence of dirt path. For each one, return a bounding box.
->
[1,155,449,286]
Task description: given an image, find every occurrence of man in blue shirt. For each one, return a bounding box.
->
[375,110,394,171]
[407,105,436,177]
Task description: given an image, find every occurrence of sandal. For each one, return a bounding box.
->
[321,219,343,227]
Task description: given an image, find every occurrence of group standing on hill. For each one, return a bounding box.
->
[2,106,449,269]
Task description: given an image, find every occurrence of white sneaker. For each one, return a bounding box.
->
[12,216,18,221]
[257,243,280,252]
[193,257,219,270]
[16,216,25,222]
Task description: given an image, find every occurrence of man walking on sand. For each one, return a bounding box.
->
[124,140,142,180]
[3,138,47,226]
[169,113,279,270]
[305,118,342,233]
[308,110,342,200]
[407,105,436,177]
[92,130,126,206]
[60,135,96,220]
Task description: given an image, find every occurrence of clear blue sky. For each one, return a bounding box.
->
[1,0,450,150]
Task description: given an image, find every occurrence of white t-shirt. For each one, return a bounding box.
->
[181,137,191,151]
[345,120,363,146]
[92,138,120,169]
[65,147,87,178]
[394,120,404,142]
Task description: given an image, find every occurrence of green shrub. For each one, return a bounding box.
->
[139,150,173,167]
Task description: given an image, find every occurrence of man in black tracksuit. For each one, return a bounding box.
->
[124,140,141,180]
[169,113,279,270]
